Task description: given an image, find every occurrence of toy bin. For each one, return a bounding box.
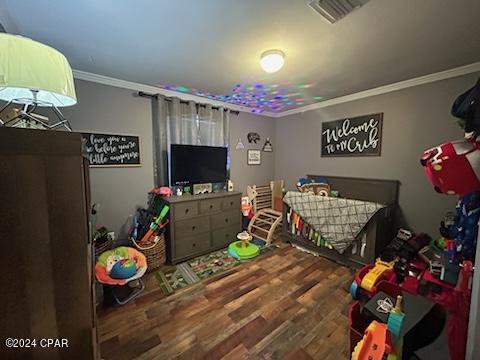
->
[354,263,397,298]
[349,300,371,353]
[375,280,402,298]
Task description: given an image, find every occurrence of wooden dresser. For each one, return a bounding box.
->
[161,191,242,264]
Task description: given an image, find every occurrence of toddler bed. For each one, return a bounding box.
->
[282,175,399,268]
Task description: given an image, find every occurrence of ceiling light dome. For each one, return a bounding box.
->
[260,50,285,73]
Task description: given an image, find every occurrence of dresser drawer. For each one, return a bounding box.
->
[222,196,240,211]
[174,202,198,220]
[211,210,241,230]
[175,232,211,259]
[175,216,210,238]
[199,198,222,214]
[212,225,240,248]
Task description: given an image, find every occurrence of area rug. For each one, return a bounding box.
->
[155,245,278,295]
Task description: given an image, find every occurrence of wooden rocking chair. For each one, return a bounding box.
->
[247,180,284,245]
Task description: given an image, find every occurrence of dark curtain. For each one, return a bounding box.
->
[151,95,168,186]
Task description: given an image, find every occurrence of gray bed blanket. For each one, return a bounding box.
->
[284,191,385,253]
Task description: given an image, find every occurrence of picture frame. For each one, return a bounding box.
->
[247,149,261,165]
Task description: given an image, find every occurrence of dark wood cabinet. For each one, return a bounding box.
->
[0,127,98,359]
[162,192,242,264]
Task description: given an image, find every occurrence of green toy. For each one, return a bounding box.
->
[139,205,170,244]
[228,232,260,260]
[433,237,447,251]
[228,241,260,260]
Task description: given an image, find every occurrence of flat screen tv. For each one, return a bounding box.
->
[170,144,228,186]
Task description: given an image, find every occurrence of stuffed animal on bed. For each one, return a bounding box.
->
[296,177,331,196]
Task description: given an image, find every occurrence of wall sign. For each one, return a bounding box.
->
[321,113,383,157]
[247,149,261,165]
[80,132,141,167]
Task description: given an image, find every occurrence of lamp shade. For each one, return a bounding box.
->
[0,33,76,107]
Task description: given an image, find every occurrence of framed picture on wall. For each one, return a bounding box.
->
[247,149,261,165]
[321,113,383,157]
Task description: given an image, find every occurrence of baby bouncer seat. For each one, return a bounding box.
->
[95,246,148,305]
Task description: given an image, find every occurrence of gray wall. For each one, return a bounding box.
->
[62,79,154,238]
[60,80,275,236]
[274,73,479,236]
[230,112,276,195]
[5,73,477,238]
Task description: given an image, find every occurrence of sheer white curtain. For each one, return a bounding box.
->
[198,104,230,147]
[159,98,230,185]
[167,99,230,147]
[167,98,198,146]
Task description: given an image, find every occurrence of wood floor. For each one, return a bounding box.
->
[98,245,354,360]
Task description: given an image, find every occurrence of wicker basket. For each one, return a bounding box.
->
[94,235,113,259]
[132,234,166,272]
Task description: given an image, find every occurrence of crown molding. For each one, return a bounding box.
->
[72,69,277,117]
[73,61,480,119]
[274,61,480,118]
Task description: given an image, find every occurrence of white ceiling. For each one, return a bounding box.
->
[1,0,479,114]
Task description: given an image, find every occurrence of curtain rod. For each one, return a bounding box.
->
[137,91,239,115]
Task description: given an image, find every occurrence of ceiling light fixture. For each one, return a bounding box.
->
[260,50,285,73]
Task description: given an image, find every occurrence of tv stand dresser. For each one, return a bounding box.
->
[161,191,242,264]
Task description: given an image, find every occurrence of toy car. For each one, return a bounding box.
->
[421,138,480,196]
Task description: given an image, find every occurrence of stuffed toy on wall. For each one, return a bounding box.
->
[421,137,480,196]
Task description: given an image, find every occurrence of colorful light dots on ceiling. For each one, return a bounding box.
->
[298,83,313,89]
[159,81,325,113]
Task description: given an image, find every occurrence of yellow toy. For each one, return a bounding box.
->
[351,321,392,360]
[352,296,405,360]
[360,258,395,292]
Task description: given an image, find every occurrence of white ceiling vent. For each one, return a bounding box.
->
[308,0,370,24]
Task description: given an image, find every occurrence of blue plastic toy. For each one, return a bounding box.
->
[110,259,137,279]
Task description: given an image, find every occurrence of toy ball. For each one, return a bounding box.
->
[421,138,480,196]
[110,259,137,279]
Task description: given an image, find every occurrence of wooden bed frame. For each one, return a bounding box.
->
[281,175,399,268]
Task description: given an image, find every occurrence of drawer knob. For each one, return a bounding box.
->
[193,243,196,247]
[225,218,229,223]
[192,225,196,231]
[209,204,213,209]
[230,201,233,206]
[185,208,189,213]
